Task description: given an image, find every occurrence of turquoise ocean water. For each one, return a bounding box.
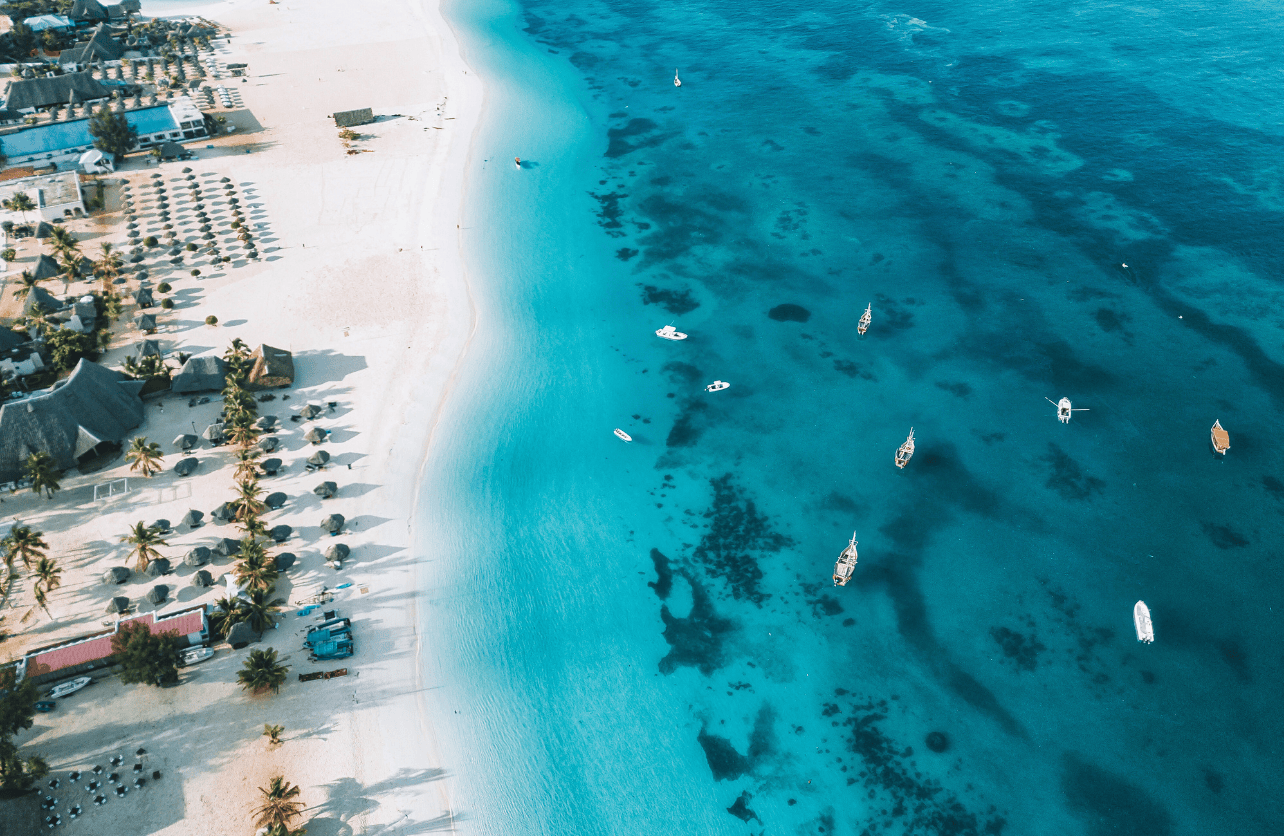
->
[429,0,1284,833]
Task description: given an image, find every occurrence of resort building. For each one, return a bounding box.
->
[0,169,86,220]
[0,358,145,484]
[0,96,209,169]
[59,23,125,70]
[13,605,209,686]
[24,14,76,33]
[2,71,111,113]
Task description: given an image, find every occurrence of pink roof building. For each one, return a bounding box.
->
[22,605,208,681]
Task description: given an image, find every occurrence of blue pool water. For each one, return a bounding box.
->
[426,0,1284,833]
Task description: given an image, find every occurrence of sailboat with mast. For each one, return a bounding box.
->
[674,69,681,87]
[1047,397,1088,424]
[833,533,858,586]
[895,428,915,469]
[857,303,871,335]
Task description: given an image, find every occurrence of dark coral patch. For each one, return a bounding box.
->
[1061,754,1174,836]
[1042,443,1105,500]
[1203,522,1249,549]
[697,729,749,781]
[641,285,700,314]
[925,731,950,753]
[726,791,760,823]
[648,548,673,599]
[658,573,734,675]
[768,303,811,322]
[989,626,1045,671]
[689,475,793,605]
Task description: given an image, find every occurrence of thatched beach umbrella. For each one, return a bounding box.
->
[220,176,231,183]
[270,525,291,543]
[174,457,199,476]
[102,567,131,585]
[304,427,328,445]
[226,621,256,649]
[145,585,168,605]
[274,553,296,572]
[320,513,345,535]
[145,558,170,577]
[214,537,240,557]
[260,458,282,475]
[181,509,204,528]
[324,543,349,564]
[202,232,215,240]
[203,423,225,444]
[181,167,192,174]
[313,481,337,499]
[184,546,211,567]
[190,569,214,588]
[151,519,171,534]
[173,433,198,451]
[264,491,287,510]
[257,436,279,453]
[107,596,131,614]
[210,502,235,523]
[136,313,157,333]
[306,450,330,469]
[299,404,323,420]
[254,415,277,431]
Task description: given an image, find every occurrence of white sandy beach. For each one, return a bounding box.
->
[0,0,482,832]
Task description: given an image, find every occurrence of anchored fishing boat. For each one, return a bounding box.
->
[833,533,858,586]
[655,324,688,341]
[674,69,681,87]
[705,380,730,392]
[895,428,915,469]
[1047,397,1088,424]
[1133,600,1154,643]
[1211,420,1229,455]
[614,428,632,442]
[857,303,872,335]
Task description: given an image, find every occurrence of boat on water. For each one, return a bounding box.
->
[48,676,92,699]
[1047,397,1087,424]
[655,324,688,341]
[674,69,681,87]
[833,533,858,586]
[895,428,915,469]
[1133,600,1154,643]
[614,428,632,442]
[1211,420,1230,455]
[178,646,214,667]
[857,303,872,335]
[514,157,521,169]
[705,380,730,392]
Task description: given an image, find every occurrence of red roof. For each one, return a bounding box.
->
[25,608,206,678]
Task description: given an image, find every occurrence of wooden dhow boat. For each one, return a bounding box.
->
[1133,600,1154,643]
[1047,397,1088,424]
[857,303,872,335]
[833,533,858,586]
[895,428,915,469]
[1210,420,1229,455]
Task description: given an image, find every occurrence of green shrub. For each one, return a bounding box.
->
[143,236,158,247]
[161,298,174,309]
[185,243,197,252]
[190,269,201,277]
[157,282,171,293]
[205,315,218,325]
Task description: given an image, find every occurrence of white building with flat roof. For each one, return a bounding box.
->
[0,169,85,220]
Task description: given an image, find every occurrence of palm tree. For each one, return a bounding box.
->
[237,648,289,695]
[233,447,262,481]
[235,552,278,593]
[95,242,122,292]
[207,596,243,640]
[225,420,261,450]
[232,477,266,520]
[58,250,82,280]
[2,192,35,222]
[47,225,79,261]
[11,270,39,299]
[239,587,284,635]
[253,775,304,830]
[263,724,284,746]
[222,380,257,420]
[121,521,167,572]
[32,557,61,618]
[125,436,164,476]
[2,525,47,572]
[237,514,269,540]
[24,452,61,498]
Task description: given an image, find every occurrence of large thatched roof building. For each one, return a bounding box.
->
[244,344,294,390]
[0,359,144,482]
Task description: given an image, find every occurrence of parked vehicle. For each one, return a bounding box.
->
[308,618,350,635]
[308,639,353,661]
[304,628,350,647]
[34,701,56,713]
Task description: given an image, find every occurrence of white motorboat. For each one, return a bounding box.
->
[895,428,915,469]
[705,380,730,392]
[48,676,92,699]
[1211,420,1229,455]
[833,533,858,586]
[614,428,633,442]
[178,646,215,667]
[1047,397,1087,424]
[674,69,681,87]
[1133,600,1154,643]
[655,324,688,341]
[857,303,872,335]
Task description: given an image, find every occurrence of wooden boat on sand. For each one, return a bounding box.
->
[833,533,858,586]
[895,428,915,469]
[1211,420,1229,455]
[1133,600,1154,643]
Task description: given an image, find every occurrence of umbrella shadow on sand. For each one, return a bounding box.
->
[305,770,457,835]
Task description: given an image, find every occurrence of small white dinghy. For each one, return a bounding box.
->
[1047,397,1088,424]
[48,676,92,699]
[674,69,681,87]
[655,324,688,341]
[705,380,730,392]
[179,646,215,667]
[614,428,632,442]
[1133,600,1154,643]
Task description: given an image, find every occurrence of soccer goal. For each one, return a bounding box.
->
[93,478,129,501]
